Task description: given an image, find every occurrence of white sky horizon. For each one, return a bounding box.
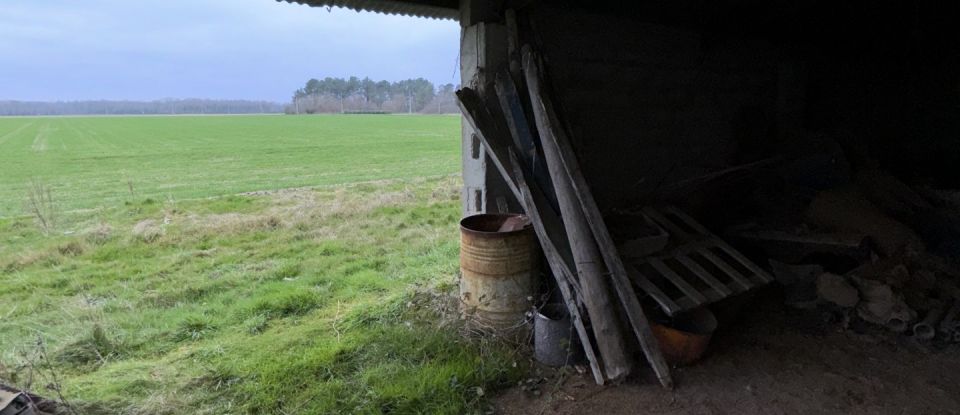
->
[0,0,461,102]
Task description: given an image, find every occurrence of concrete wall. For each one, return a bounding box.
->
[527,5,783,211]
[459,22,505,216]
[459,2,520,216]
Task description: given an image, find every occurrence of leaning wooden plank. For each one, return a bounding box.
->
[458,88,603,384]
[460,88,578,294]
[540,134,634,380]
[499,79,634,381]
[522,48,673,388]
[508,149,604,384]
[457,88,605,384]
[556,277,599,373]
[494,71,559,212]
[495,72,537,162]
[472,78,611,383]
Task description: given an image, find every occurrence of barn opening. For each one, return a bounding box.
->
[283,0,960,409]
[2,0,959,412]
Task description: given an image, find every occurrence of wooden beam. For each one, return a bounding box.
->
[510,78,633,381]
[507,149,603,382]
[494,70,560,214]
[494,72,538,166]
[456,88,605,384]
[522,48,674,388]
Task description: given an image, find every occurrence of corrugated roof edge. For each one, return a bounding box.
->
[279,0,459,20]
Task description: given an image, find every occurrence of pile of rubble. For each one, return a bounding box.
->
[727,152,960,343]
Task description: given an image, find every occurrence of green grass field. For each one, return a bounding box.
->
[0,115,523,414]
[0,115,460,217]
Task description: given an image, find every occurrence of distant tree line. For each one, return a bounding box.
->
[288,77,458,115]
[0,99,284,116]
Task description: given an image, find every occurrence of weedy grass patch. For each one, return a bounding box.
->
[0,176,524,414]
[0,115,524,414]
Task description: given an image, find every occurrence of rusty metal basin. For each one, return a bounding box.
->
[651,307,718,365]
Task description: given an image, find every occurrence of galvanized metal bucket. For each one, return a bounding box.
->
[459,213,537,337]
[534,303,579,367]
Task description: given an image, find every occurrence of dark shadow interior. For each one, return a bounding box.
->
[518,1,960,210]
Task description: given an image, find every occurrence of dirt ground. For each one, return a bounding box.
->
[495,293,960,415]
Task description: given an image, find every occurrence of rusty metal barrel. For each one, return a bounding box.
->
[459,213,538,335]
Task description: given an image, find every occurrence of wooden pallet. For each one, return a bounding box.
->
[626,206,773,316]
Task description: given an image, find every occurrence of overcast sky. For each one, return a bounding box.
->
[0,0,460,102]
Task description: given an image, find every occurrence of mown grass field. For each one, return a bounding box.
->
[0,115,460,217]
[0,115,523,414]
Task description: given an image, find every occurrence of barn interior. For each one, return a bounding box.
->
[303,0,960,411]
[461,0,960,225]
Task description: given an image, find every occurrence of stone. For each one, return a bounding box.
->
[851,276,917,331]
[816,273,859,308]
